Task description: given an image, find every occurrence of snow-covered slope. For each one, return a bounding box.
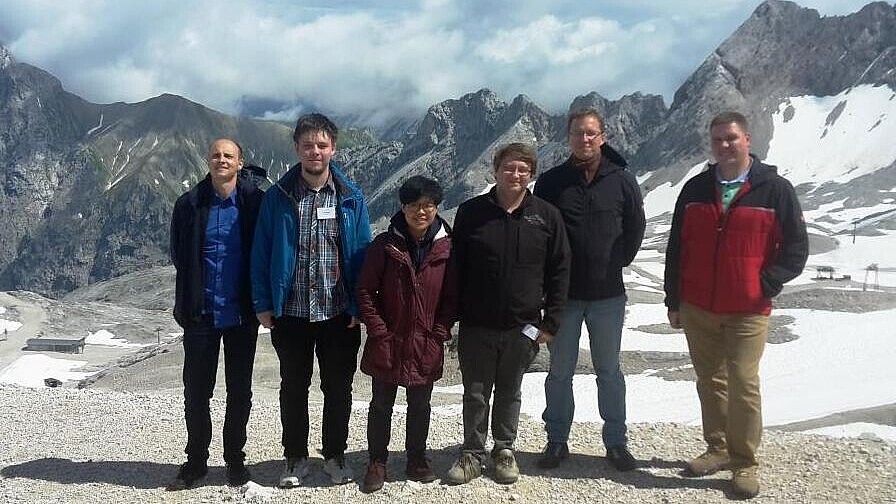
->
[766,84,896,186]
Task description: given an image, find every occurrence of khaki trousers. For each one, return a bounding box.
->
[680,302,768,468]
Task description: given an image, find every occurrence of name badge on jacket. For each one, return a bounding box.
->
[317,206,337,220]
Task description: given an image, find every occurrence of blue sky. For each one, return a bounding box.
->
[0,0,879,122]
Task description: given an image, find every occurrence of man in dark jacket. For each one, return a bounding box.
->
[664,112,808,499]
[534,108,646,471]
[168,138,264,489]
[445,143,570,485]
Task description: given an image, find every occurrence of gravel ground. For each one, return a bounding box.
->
[0,385,893,504]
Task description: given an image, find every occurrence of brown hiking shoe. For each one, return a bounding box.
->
[732,466,760,498]
[445,452,482,485]
[362,461,386,493]
[492,449,519,484]
[406,456,436,483]
[685,448,729,477]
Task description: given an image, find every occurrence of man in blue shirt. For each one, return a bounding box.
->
[169,138,264,489]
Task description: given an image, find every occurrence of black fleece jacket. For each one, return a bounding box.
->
[451,188,570,334]
[534,144,646,300]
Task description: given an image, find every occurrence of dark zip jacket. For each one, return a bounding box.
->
[534,145,646,300]
[452,188,570,334]
[170,175,264,328]
[663,157,809,315]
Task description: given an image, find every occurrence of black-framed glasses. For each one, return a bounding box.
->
[404,202,437,213]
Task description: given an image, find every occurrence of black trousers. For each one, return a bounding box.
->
[367,378,434,463]
[182,318,258,465]
[457,323,538,458]
[271,314,362,460]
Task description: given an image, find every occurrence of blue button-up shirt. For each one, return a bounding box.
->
[203,189,243,328]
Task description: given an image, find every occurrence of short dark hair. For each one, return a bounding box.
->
[493,142,538,176]
[293,113,339,144]
[710,111,749,132]
[399,175,443,205]
[567,108,605,134]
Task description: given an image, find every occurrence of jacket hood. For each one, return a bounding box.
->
[600,143,627,168]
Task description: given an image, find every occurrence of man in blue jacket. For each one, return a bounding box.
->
[169,138,264,489]
[251,113,371,487]
[534,108,646,472]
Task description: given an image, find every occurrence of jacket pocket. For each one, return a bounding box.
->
[361,332,394,378]
[418,332,445,379]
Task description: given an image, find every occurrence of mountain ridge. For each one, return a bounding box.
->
[2,0,895,297]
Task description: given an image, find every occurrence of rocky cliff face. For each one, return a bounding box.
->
[0,54,295,297]
[639,0,896,185]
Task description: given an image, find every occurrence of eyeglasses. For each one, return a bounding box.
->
[569,129,605,140]
[404,202,437,213]
[500,167,533,177]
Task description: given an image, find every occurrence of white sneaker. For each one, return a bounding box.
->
[278,457,309,488]
[323,456,353,484]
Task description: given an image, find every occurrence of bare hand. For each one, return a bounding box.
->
[347,316,360,329]
[667,310,681,329]
[536,330,554,344]
[257,311,274,329]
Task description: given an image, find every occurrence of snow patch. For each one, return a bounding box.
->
[0,355,94,387]
[766,85,896,185]
[85,329,146,348]
[642,162,706,219]
[1,318,22,333]
[87,114,104,136]
[805,422,896,443]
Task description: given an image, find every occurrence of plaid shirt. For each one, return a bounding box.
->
[282,175,346,321]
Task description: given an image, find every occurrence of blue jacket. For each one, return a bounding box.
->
[251,162,372,318]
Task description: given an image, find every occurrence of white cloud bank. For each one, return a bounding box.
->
[0,0,876,119]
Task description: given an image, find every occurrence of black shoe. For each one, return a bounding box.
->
[167,462,208,491]
[226,461,252,486]
[606,446,637,472]
[537,442,570,469]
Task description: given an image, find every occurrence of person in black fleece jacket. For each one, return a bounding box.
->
[445,142,570,485]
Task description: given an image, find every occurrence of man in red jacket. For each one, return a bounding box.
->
[664,112,808,499]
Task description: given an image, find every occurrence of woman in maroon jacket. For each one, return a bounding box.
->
[357,176,455,493]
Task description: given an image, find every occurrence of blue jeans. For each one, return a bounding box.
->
[542,295,627,448]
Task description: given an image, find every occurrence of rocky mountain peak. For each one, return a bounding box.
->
[417,88,508,144]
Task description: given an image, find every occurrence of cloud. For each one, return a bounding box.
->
[0,0,876,120]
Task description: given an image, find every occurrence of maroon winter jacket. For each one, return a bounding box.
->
[357,218,455,386]
[664,158,808,315]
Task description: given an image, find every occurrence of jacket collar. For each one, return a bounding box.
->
[562,143,628,178]
[708,154,776,187]
[273,161,359,201]
[486,186,533,213]
[388,212,450,243]
[190,174,251,207]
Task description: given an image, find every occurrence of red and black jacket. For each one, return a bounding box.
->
[663,157,808,315]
